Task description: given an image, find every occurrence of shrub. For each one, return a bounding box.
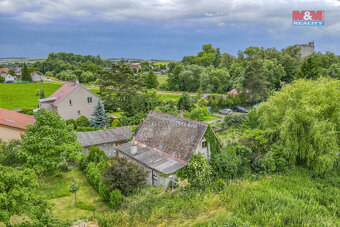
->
[75,116,90,128]
[211,148,242,179]
[176,154,212,189]
[86,146,108,164]
[85,162,102,190]
[224,114,246,127]
[98,182,110,202]
[103,157,148,195]
[186,105,210,121]
[109,189,122,209]
[0,139,22,166]
[76,126,99,132]
[65,119,76,130]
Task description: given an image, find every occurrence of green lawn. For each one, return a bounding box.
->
[34,168,109,222]
[156,93,181,101]
[0,82,62,110]
[157,74,168,85]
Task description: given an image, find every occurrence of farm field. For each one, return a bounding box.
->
[0,58,46,64]
[0,82,62,110]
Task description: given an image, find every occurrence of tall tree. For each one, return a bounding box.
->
[21,63,32,82]
[90,101,109,128]
[98,64,143,111]
[297,55,320,80]
[145,70,159,89]
[178,93,193,111]
[17,109,81,175]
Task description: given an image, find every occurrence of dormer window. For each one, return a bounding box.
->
[69,100,72,106]
[87,97,93,104]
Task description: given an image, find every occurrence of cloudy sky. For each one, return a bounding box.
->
[0,0,339,60]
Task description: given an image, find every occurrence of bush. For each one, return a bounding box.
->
[0,139,22,166]
[98,182,110,202]
[87,146,108,164]
[103,157,148,195]
[76,126,99,132]
[186,105,210,121]
[224,114,246,127]
[65,119,76,130]
[85,162,102,190]
[176,154,212,189]
[109,189,122,209]
[76,116,90,127]
[211,148,242,179]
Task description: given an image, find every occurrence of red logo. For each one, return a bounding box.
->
[293,11,324,21]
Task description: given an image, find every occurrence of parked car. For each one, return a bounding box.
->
[234,106,248,113]
[219,108,233,115]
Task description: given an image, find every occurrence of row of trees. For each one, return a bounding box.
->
[166,44,340,103]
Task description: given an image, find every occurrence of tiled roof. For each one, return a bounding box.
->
[48,82,79,106]
[0,68,9,74]
[0,108,35,130]
[135,111,208,162]
[77,126,133,147]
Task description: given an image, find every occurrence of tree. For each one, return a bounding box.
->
[257,78,340,174]
[103,157,148,195]
[8,69,16,77]
[178,93,193,111]
[87,146,108,163]
[0,139,22,166]
[145,70,159,89]
[98,64,143,111]
[69,177,80,205]
[326,63,340,79]
[0,165,51,226]
[90,101,109,128]
[0,76,4,83]
[297,55,320,79]
[22,63,32,82]
[17,109,82,175]
[187,105,210,121]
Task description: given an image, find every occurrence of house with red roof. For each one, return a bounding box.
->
[0,108,35,141]
[38,82,100,120]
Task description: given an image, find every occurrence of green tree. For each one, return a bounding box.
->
[87,146,108,164]
[22,63,32,82]
[297,55,320,79]
[17,109,81,175]
[8,69,16,77]
[35,89,45,99]
[0,76,4,83]
[145,70,159,89]
[0,165,51,226]
[69,177,80,205]
[257,78,339,174]
[177,93,193,111]
[90,101,109,128]
[0,139,22,166]
[98,64,142,111]
[326,63,340,79]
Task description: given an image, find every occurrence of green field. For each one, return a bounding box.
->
[157,74,168,85]
[0,82,62,110]
[0,58,46,64]
[156,93,181,101]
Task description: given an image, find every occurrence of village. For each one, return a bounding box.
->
[0,1,339,224]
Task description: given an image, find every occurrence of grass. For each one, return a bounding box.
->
[0,82,62,110]
[34,168,109,221]
[157,74,168,85]
[156,93,181,101]
[96,169,340,226]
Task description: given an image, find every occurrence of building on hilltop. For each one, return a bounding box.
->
[37,82,100,120]
[0,108,35,141]
[114,111,220,187]
[297,41,315,58]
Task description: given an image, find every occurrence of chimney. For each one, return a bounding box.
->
[178,110,183,118]
[130,138,137,155]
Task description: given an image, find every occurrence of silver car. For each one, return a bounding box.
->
[219,108,233,115]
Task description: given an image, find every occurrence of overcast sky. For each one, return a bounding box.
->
[0,0,339,60]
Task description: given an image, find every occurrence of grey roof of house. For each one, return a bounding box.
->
[116,141,187,174]
[115,111,209,174]
[135,111,208,162]
[77,126,133,147]
[38,97,57,103]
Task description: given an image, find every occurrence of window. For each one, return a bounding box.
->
[87,97,93,104]
[78,110,81,115]
[202,141,207,149]
[69,100,72,106]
